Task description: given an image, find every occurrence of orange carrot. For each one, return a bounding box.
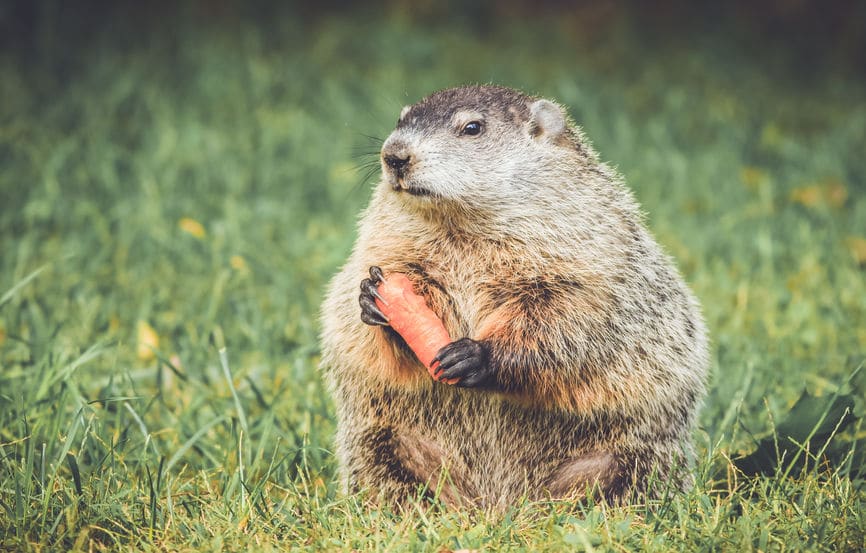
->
[375,273,457,384]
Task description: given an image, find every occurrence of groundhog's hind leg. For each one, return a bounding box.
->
[348,425,477,507]
[545,451,625,501]
[545,445,692,503]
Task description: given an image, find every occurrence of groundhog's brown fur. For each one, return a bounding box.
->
[320,85,709,508]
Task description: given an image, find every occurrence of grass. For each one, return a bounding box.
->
[1,3,865,551]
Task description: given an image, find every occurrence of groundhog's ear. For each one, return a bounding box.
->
[399,105,411,121]
[529,99,567,142]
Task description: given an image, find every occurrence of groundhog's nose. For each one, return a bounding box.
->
[383,153,411,175]
[382,137,413,180]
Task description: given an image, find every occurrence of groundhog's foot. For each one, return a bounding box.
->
[432,338,493,388]
[360,266,389,326]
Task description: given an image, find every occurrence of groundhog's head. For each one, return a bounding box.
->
[380,85,593,216]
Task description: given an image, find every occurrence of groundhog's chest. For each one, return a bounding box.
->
[413,240,513,339]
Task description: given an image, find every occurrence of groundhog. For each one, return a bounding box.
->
[320,85,708,508]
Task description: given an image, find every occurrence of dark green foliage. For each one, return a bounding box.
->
[735,383,862,477]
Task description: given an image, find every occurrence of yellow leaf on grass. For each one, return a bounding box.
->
[237,514,249,532]
[137,320,159,361]
[790,185,822,207]
[230,255,248,272]
[790,179,847,209]
[178,217,206,238]
[846,236,866,265]
[0,323,6,346]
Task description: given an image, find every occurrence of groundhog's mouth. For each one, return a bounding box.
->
[392,180,437,198]
[405,186,436,197]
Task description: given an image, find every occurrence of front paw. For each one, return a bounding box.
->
[359,266,389,326]
[432,338,493,388]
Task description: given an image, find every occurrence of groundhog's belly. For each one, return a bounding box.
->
[403,383,601,501]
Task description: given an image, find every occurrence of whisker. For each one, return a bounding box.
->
[357,133,384,143]
[353,158,381,169]
[357,164,382,188]
[351,151,380,158]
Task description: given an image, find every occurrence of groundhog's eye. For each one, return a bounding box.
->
[460,121,484,136]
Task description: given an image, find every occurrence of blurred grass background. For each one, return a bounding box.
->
[1,1,865,550]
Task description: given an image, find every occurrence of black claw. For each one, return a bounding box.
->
[438,359,479,380]
[432,338,492,388]
[360,277,386,303]
[359,266,390,326]
[360,295,388,326]
[361,313,389,326]
[454,372,487,388]
[435,349,470,369]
